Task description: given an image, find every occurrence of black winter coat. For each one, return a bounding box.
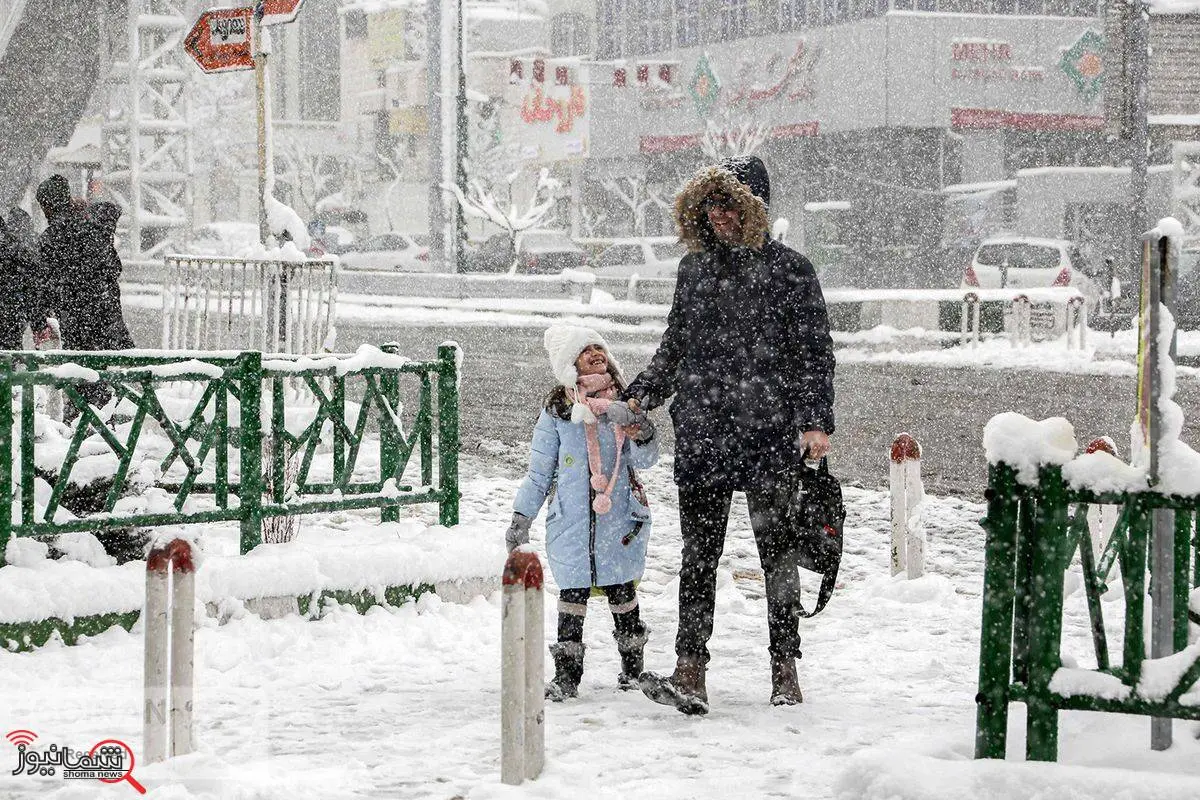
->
[626,159,835,489]
[38,205,134,351]
[0,222,47,350]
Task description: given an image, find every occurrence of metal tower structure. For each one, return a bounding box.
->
[102,0,193,260]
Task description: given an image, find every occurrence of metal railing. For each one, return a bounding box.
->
[160,255,338,354]
[975,462,1200,762]
[0,344,459,566]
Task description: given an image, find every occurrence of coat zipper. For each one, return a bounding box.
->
[588,484,598,586]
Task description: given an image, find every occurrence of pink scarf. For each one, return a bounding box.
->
[572,372,626,515]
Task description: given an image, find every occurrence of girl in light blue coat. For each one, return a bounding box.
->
[506,325,659,701]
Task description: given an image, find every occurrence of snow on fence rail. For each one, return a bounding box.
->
[0,345,461,567]
[160,255,338,354]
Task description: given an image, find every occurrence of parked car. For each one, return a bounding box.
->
[590,237,686,279]
[178,221,262,257]
[961,235,1102,309]
[462,234,516,273]
[338,232,431,271]
[514,229,587,274]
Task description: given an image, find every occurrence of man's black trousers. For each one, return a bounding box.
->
[675,478,803,663]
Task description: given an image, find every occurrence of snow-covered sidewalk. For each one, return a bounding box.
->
[2,450,1199,799]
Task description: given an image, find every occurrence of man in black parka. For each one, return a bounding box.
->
[627,156,835,715]
[36,176,134,353]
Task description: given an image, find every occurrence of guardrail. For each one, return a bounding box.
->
[975,461,1200,762]
[0,344,460,566]
[159,255,338,354]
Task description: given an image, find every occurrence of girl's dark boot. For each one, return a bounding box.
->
[614,627,649,690]
[545,642,585,701]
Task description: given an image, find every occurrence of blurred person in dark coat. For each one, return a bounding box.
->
[0,208,50,350]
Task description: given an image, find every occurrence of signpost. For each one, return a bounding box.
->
[259,0,305,26]
[184,2,306,246]
[183,8,254,74]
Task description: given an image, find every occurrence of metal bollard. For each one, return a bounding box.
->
[144,539,196,764]
[500,548,545,785]
[961,292,981,348]
[890,433,925,578]
[1067,296,1087,351]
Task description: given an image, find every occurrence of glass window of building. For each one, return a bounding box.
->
[675,0,701,47]
[780,0,807,29]
[597,0,625,57]
[718,0,749,40]
[551,13,592,56]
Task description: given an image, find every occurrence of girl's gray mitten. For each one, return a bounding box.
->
[505,512,532,552]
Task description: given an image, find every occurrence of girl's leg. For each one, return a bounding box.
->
[547,587,589,701]
[603,581,648,688]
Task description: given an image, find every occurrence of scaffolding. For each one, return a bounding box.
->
[102,0,193,260]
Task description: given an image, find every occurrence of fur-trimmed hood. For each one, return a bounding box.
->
[674,156,772,253]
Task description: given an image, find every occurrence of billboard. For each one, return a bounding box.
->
[504,59,589,163]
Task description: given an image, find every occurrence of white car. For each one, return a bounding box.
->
[591,237,687,279]
[339,232,431,271]
[180,221,262,257]
[962,235,1101,308]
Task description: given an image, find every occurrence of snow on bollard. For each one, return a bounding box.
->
[1011,294,1032,348]
[144,538,196,764]
[501,547,545,785]
[1084,438,1120,560]
[890,433,925,578]
[961,292,981,348]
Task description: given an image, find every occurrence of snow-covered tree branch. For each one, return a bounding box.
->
[443,168,561,273]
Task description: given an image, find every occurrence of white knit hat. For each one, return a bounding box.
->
[543,324,624,389]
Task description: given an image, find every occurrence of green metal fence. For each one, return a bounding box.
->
[975,462,1200,762]
[0,344,460,567]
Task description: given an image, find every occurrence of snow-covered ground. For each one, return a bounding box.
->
[3,448,1199,799]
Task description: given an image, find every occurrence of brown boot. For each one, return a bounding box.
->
[639,654,708,715]
[770,654,803,706]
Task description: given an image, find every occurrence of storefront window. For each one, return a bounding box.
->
[781,0,807,28]
[719,0,750,39]
[675,0,701,47]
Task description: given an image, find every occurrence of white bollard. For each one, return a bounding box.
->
[501,549,544,785]
[144,539,196,764]
[1085,438,1120,560]
[1066,296,1087,351]
[890,433,925,579]
[1011,294,1031,348]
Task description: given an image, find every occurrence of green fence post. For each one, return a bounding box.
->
[1025,466,1069,762]
[1121,502,1150,687]
[20,371,34,527]
[1011,497,1036,687]
[238,351,264,554]
[1174,510,1192,653]
[437,344,460,527]
[975,462,1020,760]
[379,343,401,524]
[0,357,12,567]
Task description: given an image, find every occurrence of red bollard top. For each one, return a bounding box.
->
[147,538,196,574]
[890,433,922,463]
[502,549,544,590]
[1085,437,1118,457]
[963,291,979,304]
[1012,294,1029,305]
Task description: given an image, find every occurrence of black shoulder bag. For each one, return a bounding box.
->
[788,458,846,617]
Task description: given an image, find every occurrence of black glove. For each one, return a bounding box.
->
[505,512,532,553]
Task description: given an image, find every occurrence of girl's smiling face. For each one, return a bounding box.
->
[575,344,609,377]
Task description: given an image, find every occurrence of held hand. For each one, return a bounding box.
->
[799,430,831,461]
[33,325,55,347]
[603,402,646,427]
[627,398,641,413]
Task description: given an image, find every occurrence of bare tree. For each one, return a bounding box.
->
[700,104,770,161]
[272,130,344,219]
[444,167,561,273]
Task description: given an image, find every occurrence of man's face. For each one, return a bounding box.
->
[704,194,742,243]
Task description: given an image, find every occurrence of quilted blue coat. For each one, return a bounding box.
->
[513,408,659,590]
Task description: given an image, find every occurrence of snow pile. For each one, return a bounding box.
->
[0,519,504,625]
[1136,642,1200,702]
[1049,668,1131,701]
[983,412,1077,484]
[265,194,311,252]
[1062,450,1147,494]
[835,749,1200,800]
